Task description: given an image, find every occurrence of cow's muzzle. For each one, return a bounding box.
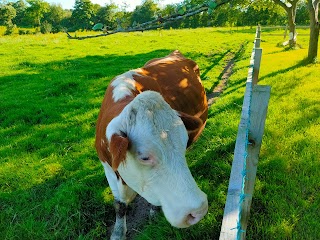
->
[185,200,208,226]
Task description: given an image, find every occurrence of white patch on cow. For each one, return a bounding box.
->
[160,130,168,139]
[111,71,140,102]
[106,91,208,228]
[101,161,136,204]
[101,161,120,199]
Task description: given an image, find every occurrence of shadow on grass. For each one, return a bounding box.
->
[259,57,310,82]
[200,50,231,79]
[0,165,114,239]
[216,56,311,105]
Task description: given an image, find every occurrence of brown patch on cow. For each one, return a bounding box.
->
[109,134,129,171]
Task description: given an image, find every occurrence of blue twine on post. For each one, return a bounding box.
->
[236,81,253,240]
[231,220,246,235]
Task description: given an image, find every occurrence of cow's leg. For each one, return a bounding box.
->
[102,162,136,240]
[149,205,161,222]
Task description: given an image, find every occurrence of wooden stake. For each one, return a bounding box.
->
[253,48,262,85]
[239,85,271,239]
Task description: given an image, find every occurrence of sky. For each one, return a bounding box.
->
[46,0,183,11]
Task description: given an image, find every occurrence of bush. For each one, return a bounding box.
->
[19,29,26,35]
[40,21,52,34]
[51,25,67,33]
[34,26,41,34]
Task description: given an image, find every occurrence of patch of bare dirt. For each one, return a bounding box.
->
[126,195,156,239]
[206,56,235,106]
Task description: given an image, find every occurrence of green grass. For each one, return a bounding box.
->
[0,27,319,239]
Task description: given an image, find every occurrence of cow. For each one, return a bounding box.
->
[95,50,208,240]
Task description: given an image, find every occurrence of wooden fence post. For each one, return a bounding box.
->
[256,25,261,38]
[253,48,262,84]
[254,38,261,48]
[238,85,271,239]
[219,26,271,240]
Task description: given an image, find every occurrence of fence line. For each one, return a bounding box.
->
[262,25,309,29]
[219,26,271,240]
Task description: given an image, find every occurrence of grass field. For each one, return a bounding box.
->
[0,27,319,239]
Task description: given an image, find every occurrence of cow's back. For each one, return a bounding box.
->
[141,50,208,124]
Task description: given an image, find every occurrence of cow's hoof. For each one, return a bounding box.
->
[110,231,126,240]
[110,225,126,240]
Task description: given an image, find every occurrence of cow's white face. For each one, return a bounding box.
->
[106,91,208,228]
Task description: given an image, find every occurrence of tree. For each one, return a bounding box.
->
[210,4,229,26]
[246,0,301,47]
[158,3,183,28]
[12,0,27,26]
[131,0,160,25]
[273,0,300,47]
[239,5,286,26]
[114,11,132,30]
[307,0,319,62]
[60,9,72,30]
[94,3,119,30]
[43,3,64,27]
[67,0,234,39]
[26,0,50,26]
[0,3,17,35]
[296,1,310,24]
[71,0,95,30]
[0,3,16,24]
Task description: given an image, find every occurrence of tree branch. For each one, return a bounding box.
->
[312,0,319,24]
[66,0,231,40]
[273,0,290,11]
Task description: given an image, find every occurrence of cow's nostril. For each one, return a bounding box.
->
[185,202,208,226]
[186,213,200,225]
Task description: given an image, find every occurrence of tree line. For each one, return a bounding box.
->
[0,0,311,35]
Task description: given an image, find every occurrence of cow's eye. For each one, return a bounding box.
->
[140,156,150,161]
[137,151,155,165]
[137,151,150,161]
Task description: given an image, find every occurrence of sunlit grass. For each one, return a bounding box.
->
[0,27,319,239]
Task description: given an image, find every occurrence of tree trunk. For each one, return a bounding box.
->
[307,0,320,63]
[287,2,297,48]
[273,0,299,48]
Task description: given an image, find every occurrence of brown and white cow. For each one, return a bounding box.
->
[95,50,208,240]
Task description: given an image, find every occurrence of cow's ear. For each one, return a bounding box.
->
[109,133,129,171]
[179,112,203,131]
[178,112,203,147]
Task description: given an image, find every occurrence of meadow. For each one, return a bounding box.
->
[0,27,319,239]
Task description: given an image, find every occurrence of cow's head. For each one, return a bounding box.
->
[106,91,208,228]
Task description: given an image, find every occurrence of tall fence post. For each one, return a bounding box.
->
[256,25,261,38]
[253,48,262,84]
[219,26,271,240]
